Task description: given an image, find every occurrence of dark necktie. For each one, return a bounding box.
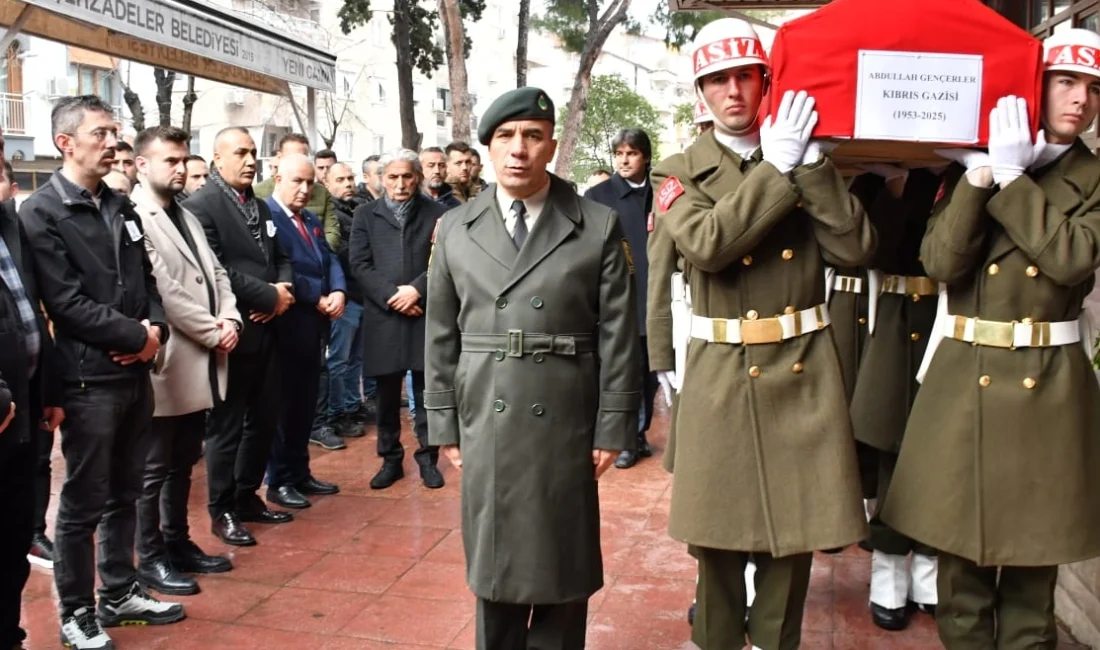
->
[511,199,528,249]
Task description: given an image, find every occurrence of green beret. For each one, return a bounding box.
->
[477,87,556,146]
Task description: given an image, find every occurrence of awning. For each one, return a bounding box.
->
[669,0,831,9]
[0,0,335,93]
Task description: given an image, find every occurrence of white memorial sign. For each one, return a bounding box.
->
[24,0,335,91]
[854,50,983,143]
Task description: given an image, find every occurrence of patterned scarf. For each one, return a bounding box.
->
[384,193,416,225]
[208,165,263,250]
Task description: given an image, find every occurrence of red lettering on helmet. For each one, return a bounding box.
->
[1046,44,1100,72]
[694,37,764,74]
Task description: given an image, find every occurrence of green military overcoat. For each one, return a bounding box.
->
[652,131,872,557]
[851,170,941,453]
[882,142,1100,566]
[424,175,641,603]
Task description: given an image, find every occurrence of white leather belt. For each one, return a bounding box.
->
[690,304,831,345]
[940,315,1081,349]
[881,274,937,297]
[832,275,863,294]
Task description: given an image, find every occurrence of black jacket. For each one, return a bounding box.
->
[584,173,652,334]
[349,195,443,376]
[428,184,463,210]
[183,180,294,356]
[0,199,61,449]
[20,172,167,386]
[331,195,364,304]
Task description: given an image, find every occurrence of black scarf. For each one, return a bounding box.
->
[209,165,263,251]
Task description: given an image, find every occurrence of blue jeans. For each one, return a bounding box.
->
[406,370,416,414]
[327,301,364,418]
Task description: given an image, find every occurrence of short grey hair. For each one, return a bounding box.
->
[52,95,115,142]
[379,148,422,175]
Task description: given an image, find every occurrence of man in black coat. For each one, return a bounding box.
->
[21,96,178,648]
[0,135,63,650]
[583,128,657,469]
[183,127,296,548]
[350,149,445,490]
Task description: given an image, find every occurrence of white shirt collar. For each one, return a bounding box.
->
[623,176,647,189]
[496,178,551,221]
[713,130,762,160]
[272,194,297,219]
[1030,142,1073,171]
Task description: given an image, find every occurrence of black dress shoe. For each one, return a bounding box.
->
[420,465,445,489]
[336,416,366,438]
[212,512,256,546]
[239,507,294,524]
[614,449,639,469]
[138,558,200,596]
[687,603,695,625]
[267,485,311,509]
[871,602,911,631]
[370,463,405,490]
[166,539,233,574]
[297,476,340,495]
[637,436,653,458]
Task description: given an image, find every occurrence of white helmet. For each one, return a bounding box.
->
[1044,28,1100,80]
[693,100,714,124]
[691,18,768,84]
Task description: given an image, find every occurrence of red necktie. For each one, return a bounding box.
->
[293,214,314,249]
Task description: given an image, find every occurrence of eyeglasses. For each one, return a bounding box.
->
[67,127,118,142]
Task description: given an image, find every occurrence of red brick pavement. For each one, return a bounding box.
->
[18,402,1087,649]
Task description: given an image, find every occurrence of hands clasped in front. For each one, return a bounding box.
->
[388,285,422,317]
[110,319,162,366]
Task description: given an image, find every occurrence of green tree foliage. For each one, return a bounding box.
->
[559,74,664,181]
[337,0,485,74]
[673,101,695,128]
[649,8,786,49]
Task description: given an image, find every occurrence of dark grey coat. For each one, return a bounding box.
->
[350,195,444,378]
[425,175,641,604]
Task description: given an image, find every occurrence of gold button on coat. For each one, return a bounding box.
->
[783,306,796,315]
[858,317,867,325]
[987,264,1000,276]
[911,294,920,302]
[910,333,920,342]
[1026,266,1039,278]
[1022,317,1033,325]
[746,310,759,320]
[791,363,804,374]
[748,366,761,378]
[742,255,753,266]
[781,249,794,260]
[979,375,991,387]
[1023,377,1037,389]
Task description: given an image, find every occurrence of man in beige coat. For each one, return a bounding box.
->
[131,126,242,597]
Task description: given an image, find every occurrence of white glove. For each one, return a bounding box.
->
[858,163,909,182]
[760,90,818,174]
[934,148,991,172]
[801,139,838,166]
[988,95,1042,186]
[657,370,677,404]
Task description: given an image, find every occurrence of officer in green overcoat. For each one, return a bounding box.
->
[848,167,942,631]
[424,87,640,650]
[882,28,1100,650]
[653,18,872,650]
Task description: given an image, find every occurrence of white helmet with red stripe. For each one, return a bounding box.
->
[1044,28,1100,80]
[691,18,769,84]
[693,100,714,124]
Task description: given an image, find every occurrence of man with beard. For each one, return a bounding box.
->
[445,141,479,203]
[585,128,657,470]
[470,149,489,191]
[322,163,373,437]
[351,150,444,490]
[419,147,461,209]
[22,96,178,650]
[181,155,209,199]
[130,126,240,596]
[184,127,296,548]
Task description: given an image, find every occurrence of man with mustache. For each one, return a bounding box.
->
[419,147,462,209]
[651,18,873,649]
[21,95,177,650]
[882,28,1100,649]
[184,127,296,548]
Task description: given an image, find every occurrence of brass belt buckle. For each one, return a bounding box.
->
[972,319,1014,349]
[909,276,936,296]
[712,319,728,344]
[506,329,524,357]
[741,318,784,345]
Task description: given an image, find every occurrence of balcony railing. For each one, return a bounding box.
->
[0,93,26,135]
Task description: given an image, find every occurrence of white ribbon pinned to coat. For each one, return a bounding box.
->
[915,284,949,384]
[670,272,692,394]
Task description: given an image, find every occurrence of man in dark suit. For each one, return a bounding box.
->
[183,127,296,547]
[264,153,346,509]
[350,149,445,490]
[584,128,657,469]
[0,129,63,650]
